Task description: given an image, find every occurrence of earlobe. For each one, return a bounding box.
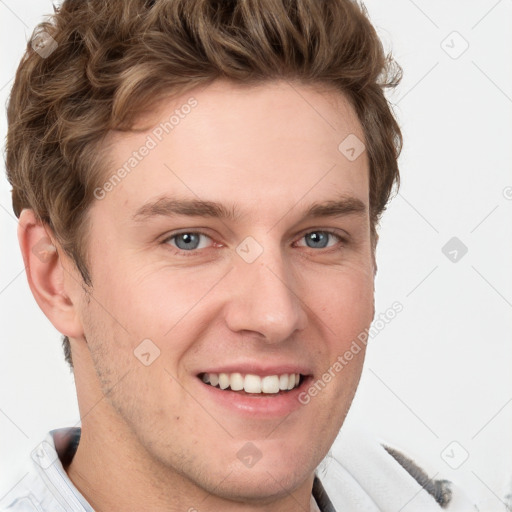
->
[17,209,84,339]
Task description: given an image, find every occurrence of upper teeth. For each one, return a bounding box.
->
[202,372,301,393]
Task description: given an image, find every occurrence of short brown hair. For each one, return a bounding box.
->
[6,0,402,370]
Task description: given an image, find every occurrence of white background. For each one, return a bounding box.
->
[1,1,511,510]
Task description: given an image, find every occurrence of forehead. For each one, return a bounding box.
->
[96,79,369,224]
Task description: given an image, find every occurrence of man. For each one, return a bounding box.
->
[2,0,474,511]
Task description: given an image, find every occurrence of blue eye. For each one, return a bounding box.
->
[162,229,344,256]
[166,232,212,251]
[305,231,329,249]
[299,231,342,249]
[174,233,199,250]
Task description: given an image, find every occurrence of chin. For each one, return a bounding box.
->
[232,440,321,498]
[172,438,321,505]
[205,464,312,504]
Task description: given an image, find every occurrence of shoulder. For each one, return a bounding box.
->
[317,426,478,511]
[1,428,88,512]
[0,470,53,512]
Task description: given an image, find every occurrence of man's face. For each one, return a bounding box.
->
[73,80,375,500]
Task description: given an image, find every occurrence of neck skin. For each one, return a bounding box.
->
[65,342,318,512]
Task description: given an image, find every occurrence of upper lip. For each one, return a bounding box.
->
[197,363,312,377]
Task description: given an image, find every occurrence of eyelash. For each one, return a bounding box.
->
[161,229,347,257]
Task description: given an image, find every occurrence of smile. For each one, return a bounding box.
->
[200,372,303,394]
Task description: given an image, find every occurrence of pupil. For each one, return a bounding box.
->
[307,232,328,249]
[176,233,199,250]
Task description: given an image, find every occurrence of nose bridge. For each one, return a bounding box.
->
[224,239,307,342]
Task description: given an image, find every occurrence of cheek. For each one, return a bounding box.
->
[124,268,221,338]
[308,266,374,340]
[88,256,181,334]
[315,270,372,404]
[85,263,225,375]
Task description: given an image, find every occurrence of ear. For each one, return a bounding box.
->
[17,209,84,339]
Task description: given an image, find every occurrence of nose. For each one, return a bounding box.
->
[223,246,308,344]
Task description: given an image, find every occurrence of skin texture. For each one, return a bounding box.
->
[19,79,376,512]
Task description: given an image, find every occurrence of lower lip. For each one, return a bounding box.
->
[197,377,313,418]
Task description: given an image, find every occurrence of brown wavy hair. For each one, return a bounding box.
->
[6,0,403,369]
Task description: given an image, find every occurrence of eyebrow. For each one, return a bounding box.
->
[132,195,367,223]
